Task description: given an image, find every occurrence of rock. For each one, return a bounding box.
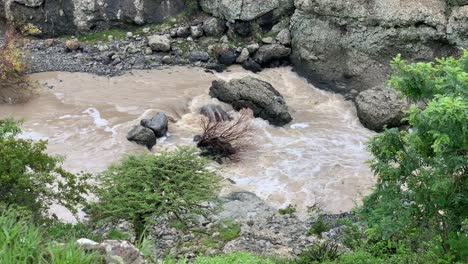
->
[144,47,153,55]
[290,0,461,94]
[13,0,43,7]
[100,240,146,264]
[161,55,174,64]
[262,37,274,44]
[236,48,250,64]
[276,28,291,46]
[140,112,168,138]
[142,27,150,34]
[127,125,157,149]
[169,28,178,37]
[246,43,260,53]
[219,35,229,44]
[200,104,231,122]
[126,32,133,39]
[253,44,290,65]
[218,49,238,66]
[203,17,227,37]
[242,58,262,73]
[448,6,468,47]
[355,87,409,132]
[176,26,190,38]
[190,25,204,38]
[76,238,99,250]
[65,38,80,52]
[189,51,210,62]
[148,35,171,52]
[209,76,292,126]
[97,43,109,52]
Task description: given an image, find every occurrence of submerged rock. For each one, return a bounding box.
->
[140,112,168,138]
[209,76,292,126]
[242,58,262,73]
[355,87,409,132]
[200,104,231,122]
[127,125,157,149]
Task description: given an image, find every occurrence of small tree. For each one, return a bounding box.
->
[362,51,467,260]
[196,108,254,162]
[0,119,91,221]
[90,147,220,237]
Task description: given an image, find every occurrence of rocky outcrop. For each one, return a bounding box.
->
[140,112,169,138]
[290,0,466,95]
[2,0,186,36]
[77,239,146,264]
[127,125,157,150]
[355,87,409,131]
[209,76,292,126]
[253,44,291,65]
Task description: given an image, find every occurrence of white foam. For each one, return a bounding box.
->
[290,123,309,129]
[82,108,108,128]
[17,131,48,141]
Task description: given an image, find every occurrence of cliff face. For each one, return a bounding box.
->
[1,0,186,36]
[290,0,468,93]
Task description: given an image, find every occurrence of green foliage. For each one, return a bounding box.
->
[0,209,101,264]
[0,119,91,221]
[90,147,220,237]
[362,51,468,261]
[295,242,341,264]
[278,204,297,215]
[308,215,331,237]
[45,221,100,243]
[192,252,277,264]
[218,220,241,242]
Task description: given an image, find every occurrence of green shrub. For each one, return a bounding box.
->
[218,220,241,242]
[193,252,277,264]
[90,147,220,237]
[295,241,341,264]
[308,215,330,237]
[0,119,91,221]
[278,204,297,215]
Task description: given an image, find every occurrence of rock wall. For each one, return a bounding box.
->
[1,0,186,36]
[290,0,467,94]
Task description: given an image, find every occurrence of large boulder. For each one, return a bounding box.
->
[127,125,157,149]
[148,35,171,52]
[209,76,292,126]
[202,17,227,37]
[2,0,186,36]
[140,112,168,138]
[355,87,409,132]
[253,44,291,65]
[290,0,465,95]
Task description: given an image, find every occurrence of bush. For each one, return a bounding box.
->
[193,252,277,264]
[0,209,102,264]
[0,26,32,103]
[361,51,468,261]
[0,119,91,221]
[295,241,342,264]
[196,109,254,162]
[90,147,220,237]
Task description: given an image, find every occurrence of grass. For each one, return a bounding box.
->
[218,220,241,242]
[278,204,297,215]
[193,252,278,264]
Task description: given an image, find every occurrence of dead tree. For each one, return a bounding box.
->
[195,108,255,162]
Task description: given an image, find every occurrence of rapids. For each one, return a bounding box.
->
[0,66,375,220]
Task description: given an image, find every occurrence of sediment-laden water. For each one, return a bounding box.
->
[0,66,375,220]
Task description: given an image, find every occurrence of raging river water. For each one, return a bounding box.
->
[0,66,375,220]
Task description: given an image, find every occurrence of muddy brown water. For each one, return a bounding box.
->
[0,66,375,221]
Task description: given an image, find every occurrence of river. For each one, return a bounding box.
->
[0,66,375,220]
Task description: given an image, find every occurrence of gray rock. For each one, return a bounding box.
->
[13,0,43,7]
[189,51,210,62]
[161,55,174,64]
[276,28,291,46]
[253,44,290,65]
[246,43,260,53]
[218,49,238,66]
[127,125,157,149]
[236,48,250,63]
[148,35,171,52]
[200,104,231,122]
[242,58,262,73]
[209,76,292,126]
[141,112,168,138]
[125,32,133,39]
[448,6,468,47]
[355,87,409,131]
[190,25,204,38]
[262,37,274,44]
[77,239,146,264]
[203,17,227,37]
[176,26,190,38]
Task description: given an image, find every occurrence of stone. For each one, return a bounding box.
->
[161,55,174,64]
[76,238,99,250]
[142,27,150,34]
[200,104,231,122]
[236,48,250,64]
[262,37,274,44]
[253,44,290,65]
[242,58,262,73]
[355,87,409,131]
[190,25,204,38]
[140,112,169,138]
[65,38,80,52]
[148,35,171,52]
[144,47,153,55]
[218,49,238,66]
[203,17,227,37]
[13,0,43,7]
[176,26,190,38]
[127,125,157,149]
[209,76,292,126]
[126,32,133,39]
[189,51,210,62]
[99,240,146,264]
[246,43,260,53]
[169,28,178,37]
[276,28,291,46]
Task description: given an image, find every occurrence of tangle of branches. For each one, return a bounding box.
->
[195,108,255,163]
